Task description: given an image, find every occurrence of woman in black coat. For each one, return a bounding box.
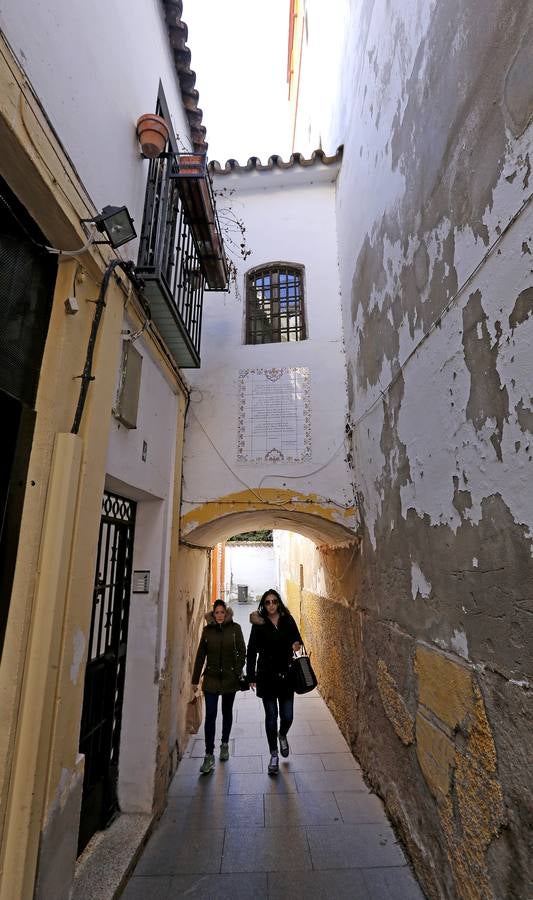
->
[246,588,302,775]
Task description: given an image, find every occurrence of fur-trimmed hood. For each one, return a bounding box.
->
[250,609,290,626]
[205,605,234,626]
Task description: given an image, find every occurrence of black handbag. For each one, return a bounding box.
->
[233,630,249,691]
[290,645,318,694]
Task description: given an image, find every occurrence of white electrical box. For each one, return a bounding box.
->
[114,340,142,429]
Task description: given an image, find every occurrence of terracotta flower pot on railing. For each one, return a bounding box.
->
[136,114,169,158]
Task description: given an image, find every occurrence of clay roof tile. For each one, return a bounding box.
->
[162,0,208,154]
[208,146,343,176]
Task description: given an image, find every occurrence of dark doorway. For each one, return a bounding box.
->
[0,175,57,658]
[77,491,136,855]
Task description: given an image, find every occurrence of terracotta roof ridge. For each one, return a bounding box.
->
[162,0,207,153]
[208,146,344,175]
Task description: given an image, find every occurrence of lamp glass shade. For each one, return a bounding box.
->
[99,206,136,248]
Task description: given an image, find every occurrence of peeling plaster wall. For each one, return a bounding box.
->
[291,1,533,897]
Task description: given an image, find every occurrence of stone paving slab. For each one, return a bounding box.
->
[174,753,263,776]
[169,873,268,899]
[267,868,370,899]
[230,721,263,737]
[186,738,210,757]
[233,736,275,755]
[320,752,361,770]
[306,823,406,870]
[363,866,426,898]
[294,769,369,793]
[165,793,265,828]
[264,791,342,826]
[293,698,336,718]
[134,827,224,876]
[123,873,269,899]
[228,772,298,794]
[293,687,321,700]
[221,826,312,872]
[167,772,230,796]
[288,734,350,754]
[261,752,326,772]
[233,704,265,723]
[308,719,348,736]
[267,866,424,899]
[276,718,313,735]
[334,790,388,825]
[122,875,173,900]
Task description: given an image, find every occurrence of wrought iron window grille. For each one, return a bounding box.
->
[245,264,306,344]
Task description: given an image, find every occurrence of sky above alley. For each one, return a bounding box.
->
[183,0,292,165]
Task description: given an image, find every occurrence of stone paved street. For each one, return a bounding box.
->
[123,605,425,899]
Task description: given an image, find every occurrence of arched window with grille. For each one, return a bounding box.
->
[245,263,306,344]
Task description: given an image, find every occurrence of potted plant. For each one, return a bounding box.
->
[136,114,169,158]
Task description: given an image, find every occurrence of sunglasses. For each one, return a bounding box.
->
[264,598,278,605]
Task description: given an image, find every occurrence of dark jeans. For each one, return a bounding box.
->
[204,691,236,754]
[262,694,294,752]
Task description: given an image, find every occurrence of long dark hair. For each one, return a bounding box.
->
[213,598,226,612]
[258,588,289,619]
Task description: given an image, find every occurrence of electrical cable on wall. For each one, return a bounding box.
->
[45,232,96,256]
[187,407,357,511]
[71,258,146,434]
[0,190,98,257]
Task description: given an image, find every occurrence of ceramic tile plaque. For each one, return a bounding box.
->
[237,367,311,463]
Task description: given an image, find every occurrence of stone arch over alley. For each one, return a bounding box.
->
[180,488,360,547]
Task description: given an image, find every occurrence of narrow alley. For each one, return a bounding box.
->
[0,1,531,898]
[122,605,425,900]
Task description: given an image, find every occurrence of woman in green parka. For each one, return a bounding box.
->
[192,599,246,774]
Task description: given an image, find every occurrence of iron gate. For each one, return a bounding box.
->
[77,491,136,854]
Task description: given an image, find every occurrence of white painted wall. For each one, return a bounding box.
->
[291,0,351,156]
[182,167,356,532]
[0,0,191,257]
[224,542,276,602]
[105,317,179,812]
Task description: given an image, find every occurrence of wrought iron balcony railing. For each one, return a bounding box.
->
[136,151,228,368]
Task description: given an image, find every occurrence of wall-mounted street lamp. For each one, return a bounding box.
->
[81,205,136,249]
